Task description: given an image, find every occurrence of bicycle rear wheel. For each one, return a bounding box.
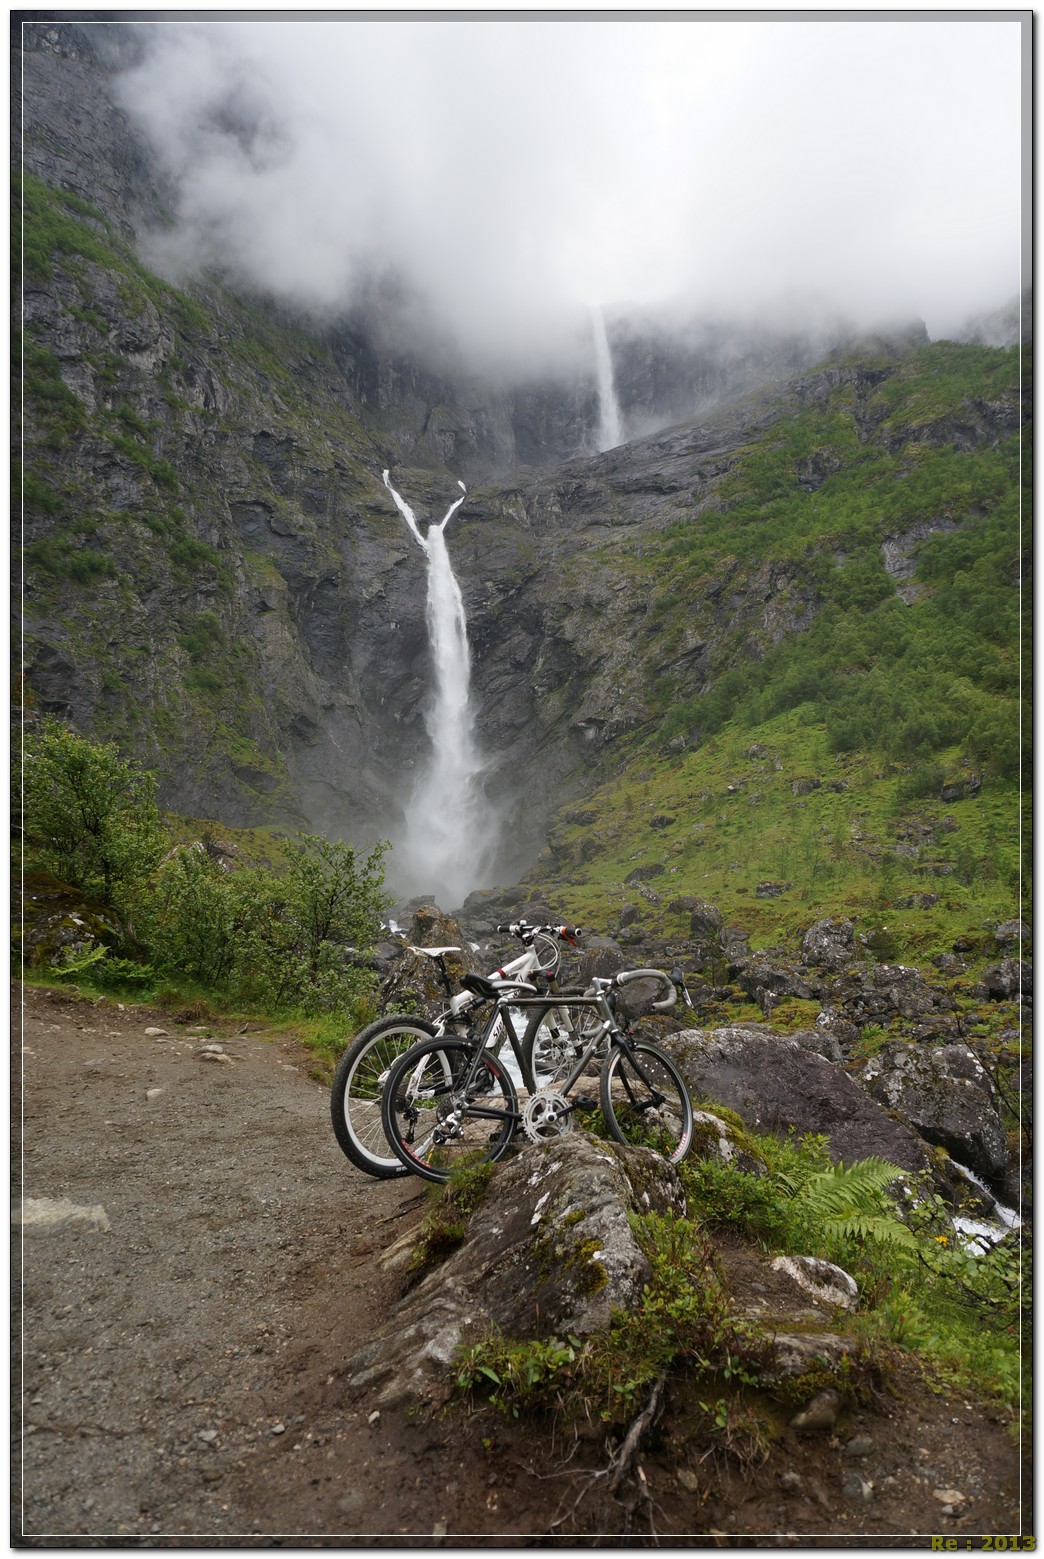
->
[381,1039,518,1183]
[599,1040,693,1165]
[330,1016,437,1178]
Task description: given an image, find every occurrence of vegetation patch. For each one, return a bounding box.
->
[409,1162,496,1276]
[17,718,389,1025]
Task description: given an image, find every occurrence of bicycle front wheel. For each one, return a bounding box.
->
[381,1040,519,1183]
[522,1004,606,1092]
[330,1016,438,1178]
[599,1040,693,1165]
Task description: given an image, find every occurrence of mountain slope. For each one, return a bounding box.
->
[15,23,1029,916]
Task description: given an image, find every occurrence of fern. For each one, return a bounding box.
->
[781,1157,916,1249]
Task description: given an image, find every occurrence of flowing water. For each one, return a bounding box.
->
[382,471,495,906]
[950,1160,1022,1253]
[591,304,623,452]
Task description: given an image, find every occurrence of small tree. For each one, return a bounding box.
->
[240,835,389,1011]
[140,832,389,1013]
[19,717,165,908]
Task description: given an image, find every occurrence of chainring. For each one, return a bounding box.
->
[522,1090,574,1142]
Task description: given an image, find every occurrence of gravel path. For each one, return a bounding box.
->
[14,984,428,1544]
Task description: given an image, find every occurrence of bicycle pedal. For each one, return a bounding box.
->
[571,1095,597,1111]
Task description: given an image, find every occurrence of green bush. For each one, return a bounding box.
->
[139,833,388,1014]
[19,716,165,909]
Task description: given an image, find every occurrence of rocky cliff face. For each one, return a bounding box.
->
[14,20,1023,903]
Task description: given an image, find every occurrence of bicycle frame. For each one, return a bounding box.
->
[522,985,674,1105]
[403,981,665,1127]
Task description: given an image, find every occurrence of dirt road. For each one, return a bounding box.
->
[14,984,443,1544]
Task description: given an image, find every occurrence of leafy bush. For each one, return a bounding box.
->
[18,724,389,1020]
[139,833,388,1014]
[19,716,165,909]
[457,1212,768,1422]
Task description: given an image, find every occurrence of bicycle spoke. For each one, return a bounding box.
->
[381,1040,519,1183]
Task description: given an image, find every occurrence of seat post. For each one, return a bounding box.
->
[434,954,454,1000]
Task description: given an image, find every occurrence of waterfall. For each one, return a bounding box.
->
[382,470,495,906]
[591,304,623,452]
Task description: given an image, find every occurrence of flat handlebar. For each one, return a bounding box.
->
[496,921,582,942]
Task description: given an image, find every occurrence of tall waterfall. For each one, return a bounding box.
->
[382,470,494,906]
[591,305,623,452]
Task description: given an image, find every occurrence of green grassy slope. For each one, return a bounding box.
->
[522,341,1030,954]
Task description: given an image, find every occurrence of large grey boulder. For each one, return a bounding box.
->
[375,905,482,1015]
[664,1025,932,1175]
[734,953,814,1007]
[801,918,862,970]
[983,958,1031,1001]
[339,1135,685,1410]
[857,1042,1009,1189]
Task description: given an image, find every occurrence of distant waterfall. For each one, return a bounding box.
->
[591,305,623,451]
[382,470,494,906]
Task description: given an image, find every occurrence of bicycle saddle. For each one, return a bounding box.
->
[460,972,504,1001]
[408,944,460,959]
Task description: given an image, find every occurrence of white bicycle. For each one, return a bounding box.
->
[330,921,581,1178]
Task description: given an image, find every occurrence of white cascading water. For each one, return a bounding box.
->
[382,470,494,906]
[591,304,623,452]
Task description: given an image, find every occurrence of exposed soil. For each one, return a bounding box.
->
[13,983,1030,1547]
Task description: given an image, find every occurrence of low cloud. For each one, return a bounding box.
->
[113,15,1026,367]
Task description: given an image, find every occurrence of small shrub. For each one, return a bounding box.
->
[19,716,164,909]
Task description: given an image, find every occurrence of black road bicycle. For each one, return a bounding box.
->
[330,922,581,1179]
[379,967,696,1183]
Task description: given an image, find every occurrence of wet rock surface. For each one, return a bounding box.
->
[665,1023,935,1176]
[342,1137,684,1410]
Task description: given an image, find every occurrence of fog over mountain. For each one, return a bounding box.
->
[109,13,1026,373]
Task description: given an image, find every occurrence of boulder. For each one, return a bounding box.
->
[338,1135,685,1409]
[770,1255,859,1311]
[20,873,124,970]
[734,953,814,1006]
[376,906,482,1015]
[790,1026,844,1064]
[857,1042,1009,1189]
[688,899,725,942]
[994,919,1030,949]
[983,958,1031,1001]
[801,918,861,971]
[664,1025,932,1176]
[689,1108,768,1176]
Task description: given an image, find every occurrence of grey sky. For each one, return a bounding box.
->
[113,13,1026,364]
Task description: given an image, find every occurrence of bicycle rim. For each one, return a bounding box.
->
[599,1041,693,1164]
[382,1041,518,1183]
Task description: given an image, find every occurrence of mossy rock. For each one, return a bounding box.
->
[19,871,124,969]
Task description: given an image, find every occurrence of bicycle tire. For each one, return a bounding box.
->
[330,1015,438,1178]
[599,1040,694,1165]
[381,1038,518,1184]
[521,1002,606,1092]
